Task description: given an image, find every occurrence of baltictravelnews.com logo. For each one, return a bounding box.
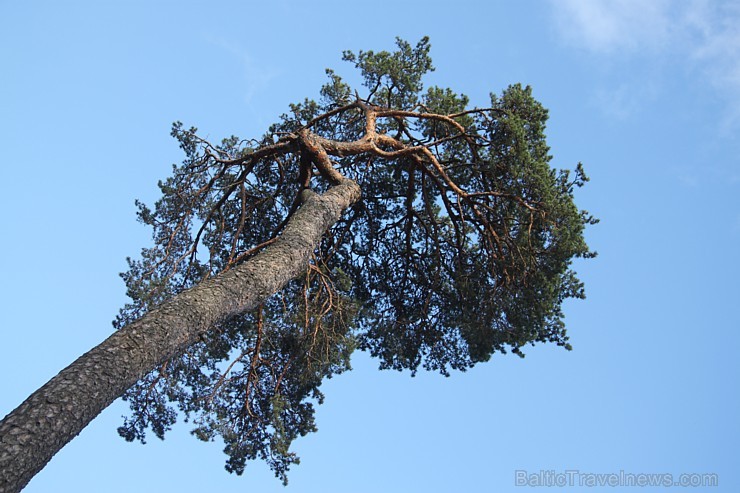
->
[514,469,718,488]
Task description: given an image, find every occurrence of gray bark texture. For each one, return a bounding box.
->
[0,180,361,493]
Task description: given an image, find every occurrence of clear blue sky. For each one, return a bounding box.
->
[1,1,738,491]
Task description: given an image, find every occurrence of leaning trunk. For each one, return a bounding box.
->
[0,181,361,493]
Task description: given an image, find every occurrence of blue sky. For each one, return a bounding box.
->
[1,1,738,491]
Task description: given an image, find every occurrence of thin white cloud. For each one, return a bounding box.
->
[205,36,280,105]
[684,2,740,124]
[592,81,658,121]
[552,0,674,54]
[550,0,740,124]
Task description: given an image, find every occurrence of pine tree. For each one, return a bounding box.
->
[0,37,596,492]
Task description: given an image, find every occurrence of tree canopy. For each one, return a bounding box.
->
[114,37,596,483]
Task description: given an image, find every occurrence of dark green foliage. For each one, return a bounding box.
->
[342,37,434,108]
[116,37,596,482]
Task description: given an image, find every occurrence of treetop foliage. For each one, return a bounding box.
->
[114,37,596,483]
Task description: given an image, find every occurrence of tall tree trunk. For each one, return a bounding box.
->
[0,180,361,493]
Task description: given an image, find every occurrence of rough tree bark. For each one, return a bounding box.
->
[0,180,361,493]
